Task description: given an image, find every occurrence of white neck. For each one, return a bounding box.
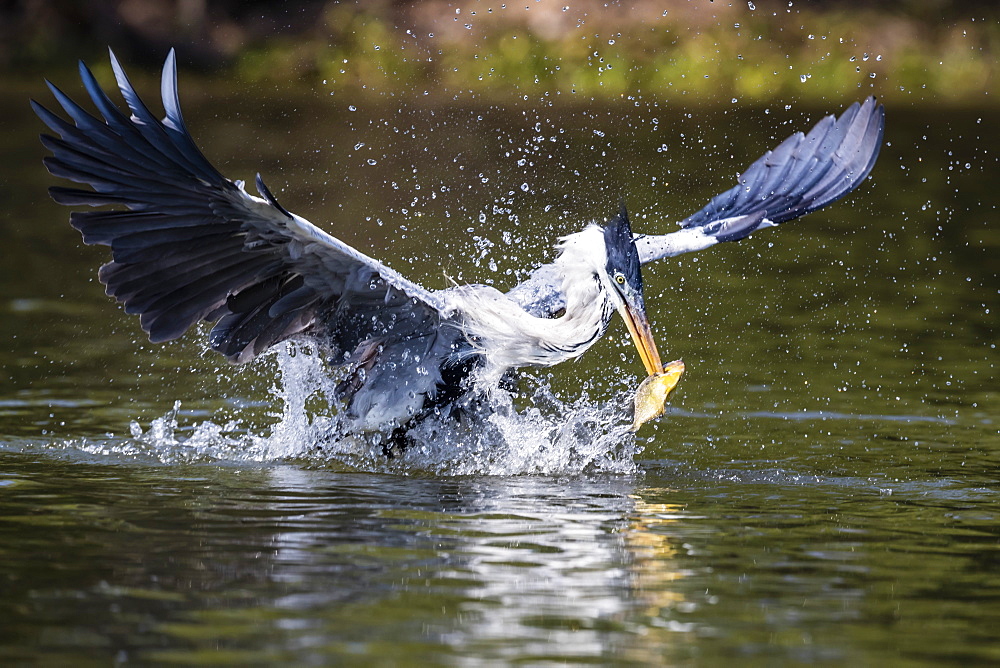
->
[452,226,618,382]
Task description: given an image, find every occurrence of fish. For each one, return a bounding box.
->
[631,359,685,431]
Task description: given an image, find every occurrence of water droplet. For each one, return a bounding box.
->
[748,1,755,9]
[348,105,357,112]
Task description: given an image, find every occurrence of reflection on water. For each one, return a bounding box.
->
[1,80,998,663]
[0,461,660,663]
[1,456,997,664]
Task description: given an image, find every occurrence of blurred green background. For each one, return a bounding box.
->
[5,0,997,106]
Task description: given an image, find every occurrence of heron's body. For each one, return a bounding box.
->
[33,50,885,439]
[325,225,629,432]
[341,219,658,432]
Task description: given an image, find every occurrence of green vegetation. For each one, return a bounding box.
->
[231,2,997,106]
[5,1,996,106]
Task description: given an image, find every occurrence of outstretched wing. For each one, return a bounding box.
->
[33,49,449,364]
[636,97,885,263]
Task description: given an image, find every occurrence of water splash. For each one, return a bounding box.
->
[67,345,642,475]
[382,383,640,475]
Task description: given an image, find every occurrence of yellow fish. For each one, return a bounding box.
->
[631,359,685,431]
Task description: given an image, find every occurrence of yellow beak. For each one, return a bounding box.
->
[619,301,664,376]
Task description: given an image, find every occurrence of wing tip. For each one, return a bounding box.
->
[255,173,293,219]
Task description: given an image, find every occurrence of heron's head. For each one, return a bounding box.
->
[600,203,664,377]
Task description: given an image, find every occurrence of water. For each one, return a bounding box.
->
[1,76,998,664]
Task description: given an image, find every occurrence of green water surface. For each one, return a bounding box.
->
[0,73,997,665]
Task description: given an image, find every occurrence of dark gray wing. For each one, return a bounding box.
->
[637,97,884,263]
[33,49,450,364]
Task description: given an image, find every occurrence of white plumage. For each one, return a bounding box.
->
[448,225,618,385]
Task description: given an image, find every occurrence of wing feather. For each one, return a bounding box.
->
[35,49,448,363]
[513,100,885,316]
[637,97,885,264]
[685,97,883,228]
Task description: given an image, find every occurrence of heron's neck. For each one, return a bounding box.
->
[455,226,615,379]
[551,227,617,339]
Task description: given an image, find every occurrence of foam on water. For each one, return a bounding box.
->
[68,345,643,475]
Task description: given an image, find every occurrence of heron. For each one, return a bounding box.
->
[32,49,884,440]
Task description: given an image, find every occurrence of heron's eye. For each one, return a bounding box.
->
[615,273,626,285]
